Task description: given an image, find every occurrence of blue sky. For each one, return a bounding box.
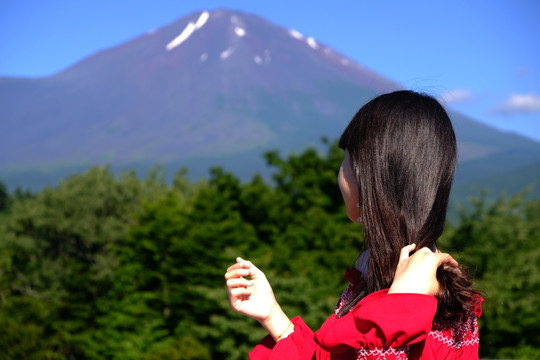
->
[1,0,539,142]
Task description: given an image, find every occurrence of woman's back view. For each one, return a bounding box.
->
[337,90,481,324]
[226,90,483,359]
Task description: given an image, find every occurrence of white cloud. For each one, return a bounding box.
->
[492,93,540,114]
[438,89,474,104]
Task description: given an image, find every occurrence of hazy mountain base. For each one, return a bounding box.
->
[452,161,540,201]
[2,143,539,212]
[3,81,540,203]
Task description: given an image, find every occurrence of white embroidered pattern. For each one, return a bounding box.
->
[356,346,409,360]
[428,315,479,349]
[334,266,479,358]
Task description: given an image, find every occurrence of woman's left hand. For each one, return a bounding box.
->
[388,244,458,296]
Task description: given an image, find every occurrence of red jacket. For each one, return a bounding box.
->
[250,268,482,360]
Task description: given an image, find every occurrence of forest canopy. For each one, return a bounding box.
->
[0,141,538,359]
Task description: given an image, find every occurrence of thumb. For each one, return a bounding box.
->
[236,257,264,280]
[248,262,265,280]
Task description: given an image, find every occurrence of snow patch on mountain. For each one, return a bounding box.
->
[195,11,209,28]
[235,27,246,37]
[166,23,195,50]
[289,29,303,40]
[306,37,318,49]
[166,11,209,51]
[220,47,235,60]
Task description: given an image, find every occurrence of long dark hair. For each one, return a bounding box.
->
[337,90,479,322]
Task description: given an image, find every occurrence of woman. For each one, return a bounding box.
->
[225,90,483,359]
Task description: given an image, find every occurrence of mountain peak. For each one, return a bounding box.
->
[1,8,539,192]
[165,10,210,51]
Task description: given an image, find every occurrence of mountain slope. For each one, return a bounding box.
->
[1,8,539,194]
[1,9,394,168]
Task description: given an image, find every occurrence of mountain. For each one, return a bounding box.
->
[1,8,540,198]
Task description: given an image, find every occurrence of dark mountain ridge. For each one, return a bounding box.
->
[1,9,539,197]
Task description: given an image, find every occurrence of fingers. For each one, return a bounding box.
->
[398,245,459,273]
[408,247,459,269]
[224,266,250,280]
[225,257,264,281]
[436,252,458,267]
[226,258,250,273]
[225,268,254,305]
[235,257,265,280]
[226,277,253,289]
[399,244,417,261]
[391,245,460,296]
[229,286,251,298]
[236,256,252,267]
[227,278,253,299]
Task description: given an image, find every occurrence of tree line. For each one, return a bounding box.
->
[0,141,538,359]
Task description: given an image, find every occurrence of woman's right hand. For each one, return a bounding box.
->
[389,244,458,296]
[225,257,293,341]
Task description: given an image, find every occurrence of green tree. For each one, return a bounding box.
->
[0,140,537,359]
[0,180,8,212]
[441,192,540,359]
[0,167,147,358]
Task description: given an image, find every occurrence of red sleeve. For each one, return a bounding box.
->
[249,316,321,360]
[315,289,438,353]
